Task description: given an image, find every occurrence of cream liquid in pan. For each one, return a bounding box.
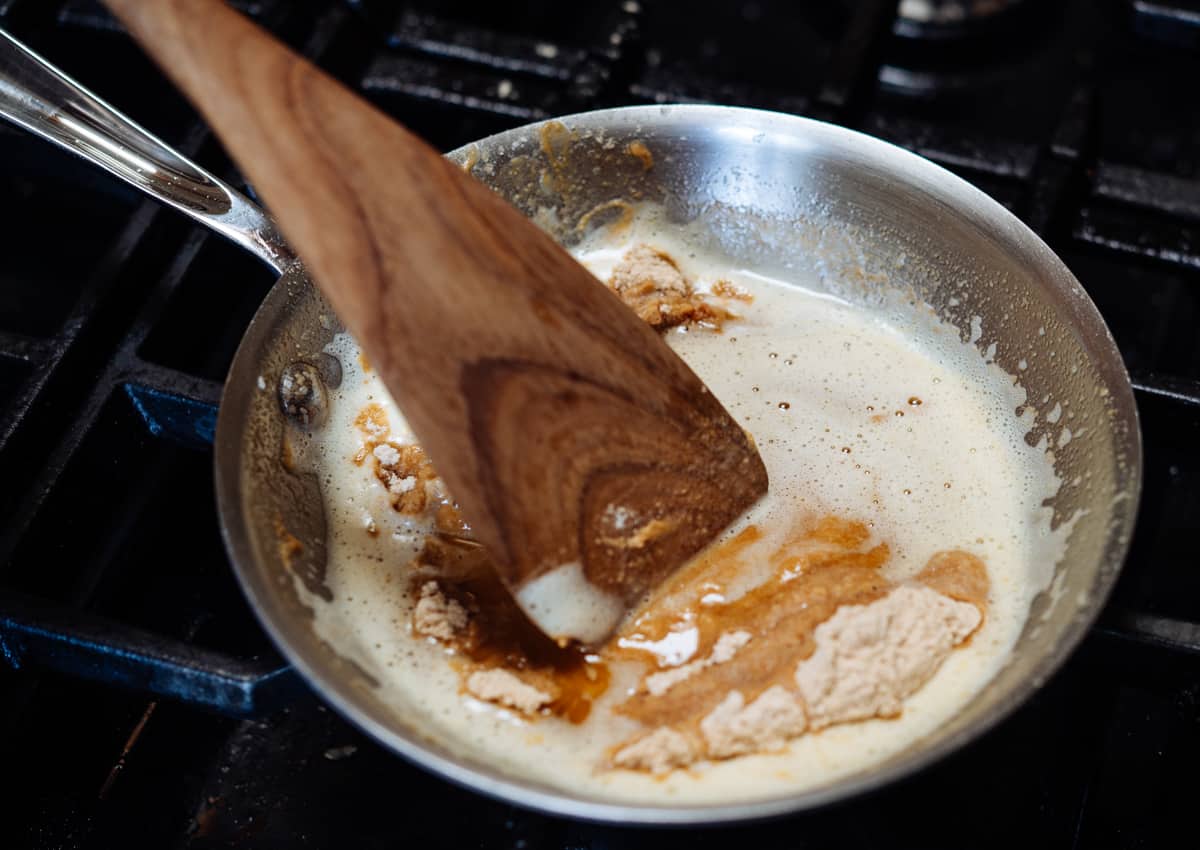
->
[286,218,1070,804]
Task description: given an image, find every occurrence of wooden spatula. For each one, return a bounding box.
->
[105,0,767,645]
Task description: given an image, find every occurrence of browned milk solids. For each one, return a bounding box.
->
[292,216,1075,800]
[608,522,987,770]
[407,513,987,771]
[411,535,610,724]
[606,244,736,331]
[367,242,990,772]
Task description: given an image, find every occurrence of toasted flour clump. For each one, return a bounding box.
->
[700,686,808,759]
[466,669,553,714]
[612,728,697,773]
[794,584,983,729]
[413,581,468,642]
[607,244,733,331]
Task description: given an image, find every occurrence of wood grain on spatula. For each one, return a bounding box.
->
[104,0,768,644]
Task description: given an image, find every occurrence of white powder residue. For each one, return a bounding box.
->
[389,475,417,495]
[361,418,387,439]
[372,443,401,465]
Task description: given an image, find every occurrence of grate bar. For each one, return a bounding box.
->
[1098,607,1200,656]
[630,66,810,113]
[0,590,297,717]
[0,329,53,363]
[814,0,896,120]
[1050,87,1095,161]
[1132,372,1200,408]
[123,380,220,448]
[362,52,559,120]
[122,362,224,404]
[865,114,1039,179]
[1133,0,1200,48]
[1093,162,1200,224]
[386,10,585,80]
[1074,205,1200,269]
[57,0,273,32]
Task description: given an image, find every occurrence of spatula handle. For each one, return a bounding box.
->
[102,0,769,644]
[98,0,489,373]
[0,28,292,273]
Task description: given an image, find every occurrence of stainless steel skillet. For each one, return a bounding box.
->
[0,31,1140,825]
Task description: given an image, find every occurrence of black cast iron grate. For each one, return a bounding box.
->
[0,1,1197,847]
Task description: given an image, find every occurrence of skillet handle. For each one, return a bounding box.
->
[0,28,294,274]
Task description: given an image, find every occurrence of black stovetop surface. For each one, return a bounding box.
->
[1,1,1198,847]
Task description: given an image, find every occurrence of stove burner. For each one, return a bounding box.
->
[882,0,1058,97]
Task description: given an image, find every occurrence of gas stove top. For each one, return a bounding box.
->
[1,1,1197,847]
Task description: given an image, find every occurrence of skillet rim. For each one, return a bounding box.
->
[214,103,1142,825]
